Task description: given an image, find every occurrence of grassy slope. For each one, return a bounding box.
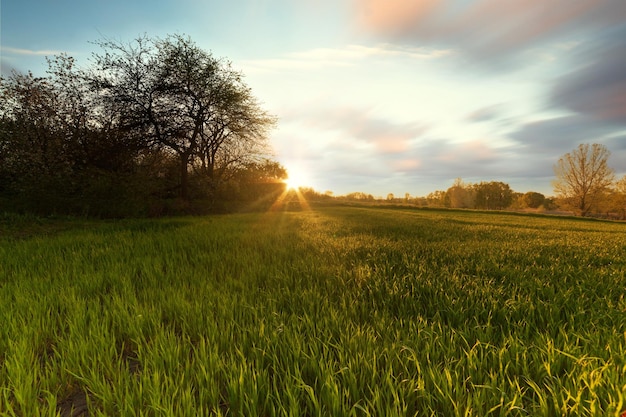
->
[0,206,625,416]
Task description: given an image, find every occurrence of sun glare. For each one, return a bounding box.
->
[284,168,308,190]
[270,166,312,211]
[284,176,302,190]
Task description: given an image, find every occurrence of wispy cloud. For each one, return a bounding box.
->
[290,44,452,61]
[240,43,451,72]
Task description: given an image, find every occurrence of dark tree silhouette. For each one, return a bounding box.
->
[90,34,275,200]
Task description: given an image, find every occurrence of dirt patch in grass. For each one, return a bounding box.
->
[57,388,91,417]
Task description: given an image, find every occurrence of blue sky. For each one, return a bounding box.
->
[2,0,625,197]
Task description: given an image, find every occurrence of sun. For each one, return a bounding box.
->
[283,167,309,190]
[271,165,312,211]
[284,175,303,190]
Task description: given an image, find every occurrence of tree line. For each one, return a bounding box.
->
[331,144,626,219]
[419,180,544,211]
[0,34,286,217]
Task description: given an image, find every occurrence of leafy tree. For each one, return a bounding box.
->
[214,158,287,205]
[610,175,626,219]
[194,74,276,188]
[446,178,475,208]
[47,54,144,174]
[553,143,614,216]
[1,59,160,216]
[296,187,334,201]
[90,34,274,200]
[521,191,545,209]
[0,34,281,217]
[473,181,513,210]
[0,72,72,197]
[344,192,374,201]
[426,190,448,207]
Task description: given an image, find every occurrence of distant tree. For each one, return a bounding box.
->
[521,191,545,209]
[446,178,475,208]
[508,192,524,209]
[473,181,513,210]
[542,197,558,211]
[426,190,450,207]
[299,187,332,201]
[553,143,614,216]
[426,190,448,207]
[386,193,395,201]
[345,192,373,201]
[610,175,626,219]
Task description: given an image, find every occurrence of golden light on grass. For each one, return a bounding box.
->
[269,185,310,211]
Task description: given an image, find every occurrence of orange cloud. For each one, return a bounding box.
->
[394,158,421,170]
[357,0,442,33]
[353,0,623,61]
[374,135,410,154]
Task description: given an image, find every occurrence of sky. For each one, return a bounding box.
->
[2,0,625,197]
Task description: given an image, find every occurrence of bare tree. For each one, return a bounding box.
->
[553,143,615,216]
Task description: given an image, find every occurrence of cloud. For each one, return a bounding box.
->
[467,104,502,123]
[393,158,421,171]
[275,113,559,195]
[603,135,626,175]
[1,46,64,56]
[274,98,569,195]
[240,43,451,73]
[290,43,451,61]
[508,116,620,152]
[357,0,442,34]
[354,0,625,64]
[549,26,626,125]
[287,106,428,155]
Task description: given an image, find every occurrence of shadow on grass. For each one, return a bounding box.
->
[0,212,192,241]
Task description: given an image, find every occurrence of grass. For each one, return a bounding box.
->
[0,205,625,416]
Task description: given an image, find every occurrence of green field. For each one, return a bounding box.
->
[1,206,625,416]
